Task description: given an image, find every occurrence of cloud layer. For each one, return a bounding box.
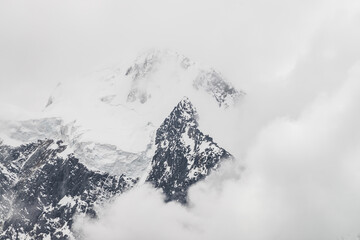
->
[74,60,360,239]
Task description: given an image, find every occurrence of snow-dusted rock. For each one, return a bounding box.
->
[147,97,233,203]
[0,140,136,239]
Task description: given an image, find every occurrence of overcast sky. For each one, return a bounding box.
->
[1,0,359,111]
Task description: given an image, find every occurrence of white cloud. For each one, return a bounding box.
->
[75,62,360,240]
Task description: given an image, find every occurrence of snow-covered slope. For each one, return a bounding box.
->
[43,49,244,151]
[123,50,244,108]
[0,50,244,178]
[0,118,147,178]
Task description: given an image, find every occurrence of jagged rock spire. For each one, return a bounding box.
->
[147,97,233,204]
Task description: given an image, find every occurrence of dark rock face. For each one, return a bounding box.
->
[0,140,136,240]
[146,98,233,204]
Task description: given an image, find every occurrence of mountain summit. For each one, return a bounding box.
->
[125,50,245,108]
[147,97,233,203]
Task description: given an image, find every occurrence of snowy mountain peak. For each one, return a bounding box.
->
[173,97,198,123]
[147,98,234,203]
[0,49,244,186]
[124,49,245,108]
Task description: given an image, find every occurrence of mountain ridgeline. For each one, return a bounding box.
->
[0,140,136,239]
[0,51,242,239]
[0,97,235,239]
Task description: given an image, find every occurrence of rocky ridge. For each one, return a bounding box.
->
[0,140,136,239]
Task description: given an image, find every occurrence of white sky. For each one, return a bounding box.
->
[1,0,359,111]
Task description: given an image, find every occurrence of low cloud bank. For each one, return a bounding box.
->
[75,5,360,237]
[75,62,360,240]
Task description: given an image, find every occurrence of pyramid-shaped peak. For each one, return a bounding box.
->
[171,97,198,123]
[147,97,234,204]
[177,97,195,111]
